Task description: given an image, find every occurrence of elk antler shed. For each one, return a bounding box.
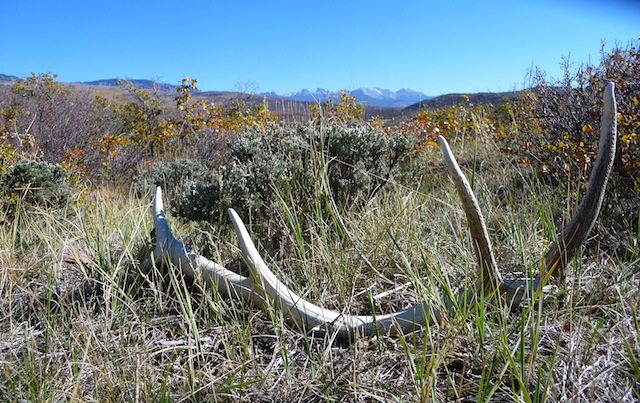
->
[141,83,617,340]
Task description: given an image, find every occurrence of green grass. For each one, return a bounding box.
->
[1,139,639,402]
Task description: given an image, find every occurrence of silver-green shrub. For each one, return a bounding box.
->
[134,158,212,201]
[169,122,418,225]
[0,158,72,207]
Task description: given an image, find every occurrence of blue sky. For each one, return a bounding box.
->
[3,1,638,96]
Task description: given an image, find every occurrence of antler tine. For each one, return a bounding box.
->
[150,187,259,302]
[438,135,504,296]
[543,82,617,280]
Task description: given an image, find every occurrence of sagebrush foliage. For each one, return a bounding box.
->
[142,123,418,226]
[134,159,212,200]
[0,158,72,207]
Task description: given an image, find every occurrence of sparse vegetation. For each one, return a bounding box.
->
[0,42,639,401]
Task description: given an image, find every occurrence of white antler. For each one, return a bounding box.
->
[143,83,617,340]
[149,186,441,339]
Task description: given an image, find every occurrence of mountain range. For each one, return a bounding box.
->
[80,80,432,108]
[1,73,518,111]
[261,87,430,108]
[80,80,431,108]
[0,72,429,108]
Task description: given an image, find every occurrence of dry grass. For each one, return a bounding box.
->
[1,140,639,402]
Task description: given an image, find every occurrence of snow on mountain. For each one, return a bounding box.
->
[263,87,430,108]
[0,72,431,108]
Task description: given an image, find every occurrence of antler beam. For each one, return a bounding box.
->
[147,186,440,339]
[142,83,617,340]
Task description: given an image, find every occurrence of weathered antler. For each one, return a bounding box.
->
[147,186,440,339]
[144,83,617,340]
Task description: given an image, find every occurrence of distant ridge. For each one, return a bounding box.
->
[0,73,19,83]
[403,91,521,112]
[79,79,178,92]
[1,72,521,113]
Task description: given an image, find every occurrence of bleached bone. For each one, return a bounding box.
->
[143,83,617,340]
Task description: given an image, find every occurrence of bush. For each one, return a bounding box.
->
[134,159,212,200]
[168,122,418,226]
[501,40,640,189]
[2,73,105,170]
[169,125,311,224]
[0,158,72,207]
[322,124,414,200]
[498,40,640,258]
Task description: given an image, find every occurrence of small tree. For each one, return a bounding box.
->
[309,91,365,124]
